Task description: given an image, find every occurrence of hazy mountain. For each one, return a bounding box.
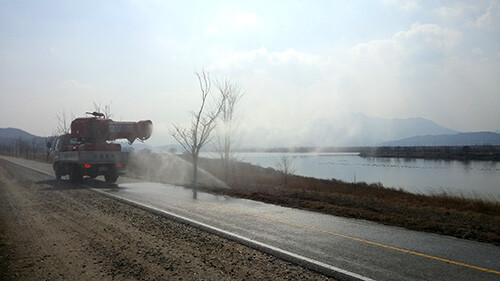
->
[0,128,49,151]
[239,113,459,147]
[0,127,49,146]
[380,132,500,146]
[299,113,458,147]
[0,127,39,140]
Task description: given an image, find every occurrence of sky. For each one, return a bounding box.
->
[1,0,499,146]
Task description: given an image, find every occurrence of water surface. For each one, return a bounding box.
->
[216,152,500,200]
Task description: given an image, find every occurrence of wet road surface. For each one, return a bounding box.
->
[3,156,500,281]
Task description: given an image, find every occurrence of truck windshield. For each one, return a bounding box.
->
[69,138,84,145]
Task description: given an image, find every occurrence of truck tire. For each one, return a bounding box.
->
[105,167,118,183]
[53,163,62,180]
[69,165,83,183]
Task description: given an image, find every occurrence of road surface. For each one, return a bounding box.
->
[0,157,329,280]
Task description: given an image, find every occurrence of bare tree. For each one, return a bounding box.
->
[214,78,244,183]
[275,154,296,185]
[15,137,30,158]
[93,101,113,118]
[0,143,12,155]
[9,139,16,156]
[31,137,38,159]
[56,110,71,135]
[170,69,226,187]
[46,136,55,161]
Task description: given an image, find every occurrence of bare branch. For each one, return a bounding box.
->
[169,69,228,186]
[213,78,244,183]
[56,110,70,135]
[276,154,296,185]
[93,101,113,118]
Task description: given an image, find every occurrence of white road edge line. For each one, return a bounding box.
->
[91,188,374,281]
[1,157,374,281]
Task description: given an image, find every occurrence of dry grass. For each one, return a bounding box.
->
[197,157,500,245]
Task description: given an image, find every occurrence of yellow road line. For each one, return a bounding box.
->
[202,201,500,275]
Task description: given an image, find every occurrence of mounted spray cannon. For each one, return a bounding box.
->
[71,112,153,144]
[51,111,153,183]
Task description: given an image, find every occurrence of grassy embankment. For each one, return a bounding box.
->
[193,156,500,246]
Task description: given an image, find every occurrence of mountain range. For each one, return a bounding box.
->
[0,128,49,153]
[0,127,48,145]
[380,132,500,146]
[300,113,459,147]
[0,127,41,140]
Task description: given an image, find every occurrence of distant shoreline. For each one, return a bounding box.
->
[359,145,500,161]
[237,145,500,161]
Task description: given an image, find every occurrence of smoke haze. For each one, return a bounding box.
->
[126,152,227,189]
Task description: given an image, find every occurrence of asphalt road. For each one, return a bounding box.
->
[2,156,499,281]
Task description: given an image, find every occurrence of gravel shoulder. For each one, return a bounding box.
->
[0,159,330,280]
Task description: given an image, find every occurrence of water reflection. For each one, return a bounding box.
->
[462,160,472,174]
[229,152,500,200]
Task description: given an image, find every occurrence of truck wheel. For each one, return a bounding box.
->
[105,167,118,183]
[69,165,83,183]
[55,169,62,180]
[105,172,118,183]
[53,163,62,180]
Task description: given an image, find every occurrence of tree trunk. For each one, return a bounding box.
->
[224,160,229,184]
[192,154,198,187]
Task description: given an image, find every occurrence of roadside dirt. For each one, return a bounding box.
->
[0,159,330,280]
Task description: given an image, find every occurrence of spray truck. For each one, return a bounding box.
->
[51,112,153,183]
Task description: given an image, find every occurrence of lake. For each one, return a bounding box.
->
[211,152,500,201]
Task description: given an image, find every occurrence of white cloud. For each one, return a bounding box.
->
[399,23,462,51]
[205,12,259,36]
[268,49,325,65]
[381,0,420,11]
[207,22,466,131]
[209,47,265,70]
[350,22,462,62]
[210,47,327,71]
[59,79,93,91]
[206,47,337,136]
[475,1,500,30]
[401,0,420,11]
[472,47,484,56]
[205,25,219,36]
[230,12,259,28]
[340,23,464,120]
[435,4,466,19]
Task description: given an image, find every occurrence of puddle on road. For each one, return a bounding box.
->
[104,180,323,225]
[117,181,236,204]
